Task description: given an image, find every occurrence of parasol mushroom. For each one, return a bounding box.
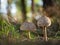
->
[33,7,51,41]
[20,21,36,39]
[37,15,51,41]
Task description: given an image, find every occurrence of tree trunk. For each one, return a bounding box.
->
[21,0,26,22]
[31,0,34,13]
[43,0,54,9]
[7,0,12,23]
[31,0,37,27]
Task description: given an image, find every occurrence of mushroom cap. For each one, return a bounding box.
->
[37,15,51,27]
[20,21,36,31]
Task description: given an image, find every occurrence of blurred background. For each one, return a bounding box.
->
[0,0,60,45]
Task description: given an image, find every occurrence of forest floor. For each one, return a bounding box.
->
[0,37,60,45]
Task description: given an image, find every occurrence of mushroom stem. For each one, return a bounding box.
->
[28,31,31,39]
[43,26,48,41]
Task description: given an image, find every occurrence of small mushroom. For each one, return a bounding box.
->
[20,21,36,39]
[37,15,51,41]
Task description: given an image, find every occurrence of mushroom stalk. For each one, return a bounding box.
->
[43,26,48,41]
[28,31,31,39]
